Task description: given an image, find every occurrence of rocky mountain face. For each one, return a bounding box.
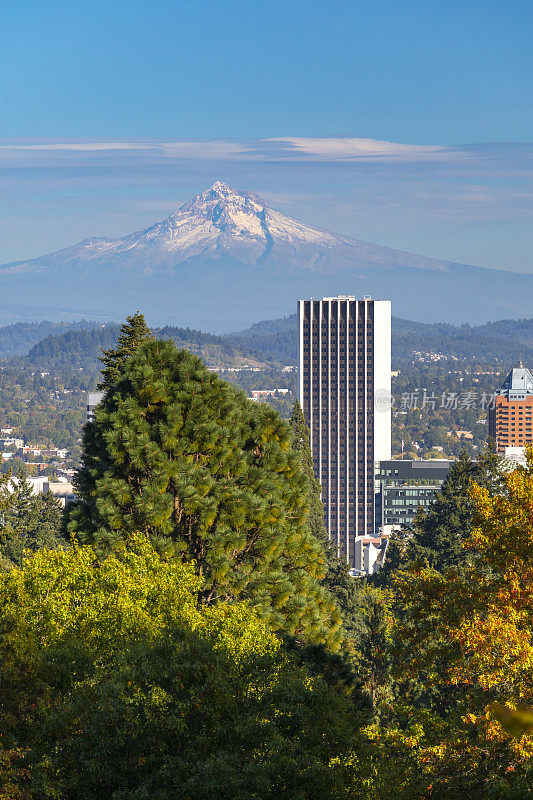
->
[0,181,531,330]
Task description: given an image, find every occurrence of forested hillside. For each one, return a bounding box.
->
[27,323,267,372]
[393,317,533,363]
[224,315,297,364]
[3,314,531,371]
[227,314,533,366]
[0,320,98,359]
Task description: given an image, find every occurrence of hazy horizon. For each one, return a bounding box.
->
[1,137,533,276]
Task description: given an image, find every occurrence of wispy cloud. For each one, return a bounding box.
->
[267,137,453,161]
[0,137,530,167]
[157,141,253,159]
[0,137,455,164]
[0,142,151,152]
[0,140,254,161]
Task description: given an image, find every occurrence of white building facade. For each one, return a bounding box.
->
[87,392,104,422]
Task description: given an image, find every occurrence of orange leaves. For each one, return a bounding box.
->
[448,608,533,688]
[469,452,533,572]
[388,454,533,786]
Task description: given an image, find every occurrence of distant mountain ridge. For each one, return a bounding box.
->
[227,315,533,366]
[25,323,267,372]
[8,314,533,372]
[0,320,99,359]
[0,181,532,327]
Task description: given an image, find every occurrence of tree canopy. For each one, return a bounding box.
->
[0,537,364,800]
[377,451,533,797]
[377,451,503,582]
[407,450,502,570]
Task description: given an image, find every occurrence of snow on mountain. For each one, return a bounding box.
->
[0,181,452,276]
[2,180,532,329]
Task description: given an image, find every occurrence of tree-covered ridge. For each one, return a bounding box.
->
[227,314,533,366]
[224,314,298,364]
[0,320,99,359]
[26,322,270,372]
[392,316,533,362]
[2,313,532,372]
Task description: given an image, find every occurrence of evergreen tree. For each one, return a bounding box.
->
[290,400,328,546]
[0,472,65,568]
[68,340,342,649]
[405,449,503,572]
[98,311,153,391]
[0,473,17,570]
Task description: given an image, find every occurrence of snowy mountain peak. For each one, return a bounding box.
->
[0,181,454,279]
[177,180,267,225]
[0,182,529,329]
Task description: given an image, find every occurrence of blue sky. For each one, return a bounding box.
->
[3,0,533,141]
[1,0,532,273]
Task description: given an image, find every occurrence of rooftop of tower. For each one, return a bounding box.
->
[498,359,533,397]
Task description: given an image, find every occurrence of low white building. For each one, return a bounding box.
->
[6,476,76,506]
[0,438,24,450]
[352,532,390,576]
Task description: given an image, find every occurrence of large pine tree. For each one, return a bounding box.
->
[68,338,341,649]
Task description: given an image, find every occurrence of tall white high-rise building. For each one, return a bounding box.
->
[298,296,391,565]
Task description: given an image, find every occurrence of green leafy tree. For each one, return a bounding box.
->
[68,340,341,649]
[381,452,533,798]
[0,538,366,800]
[374,450,504,585]
[0,745,30,800]
[98,311,153,391]
[356,587,394,711]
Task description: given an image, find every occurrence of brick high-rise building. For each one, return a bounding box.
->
[488,360,533,453]
[298,296,391,566]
